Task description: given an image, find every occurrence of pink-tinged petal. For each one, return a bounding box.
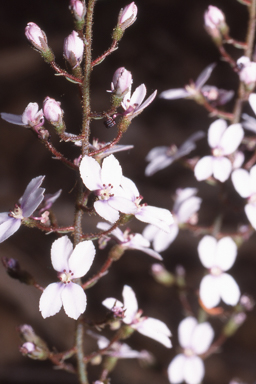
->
[220,124,244,155]
[160,88,189,99]
[191,323,214,354]
[69,240,95,278]
[198,236,217,268]
[195,63,216,89]
[194,156,214,181]
[219,273,240,306]
[212,157,232,182]
[184,356,205,384]
[245,203,256,229]
[130,84,147,106]
[101,155,122,187]
[167,354,186,384]
[249,93,256,115]
[51,236,73,272]
[1,113,25,126]
[135,90,157,115]
[61,283,87,320]
[121,176,139,200]
[133,246,163,260]
[108,196,137,215]
[200,275,220,308]
[178,317,197,348]
[250,164,256,192]
[94,200,120,223]
[20,176,45,217]
[136,317,172,348]
[215,237,237,271]
[79,155,102,191]
[208,119,227,148]
[153,224,179,252]
[0,216,21,243]
[177,196,202,223]
[232,169,251,198]
[242,113,256,133]
[19,176,45,207]
[102,297,124,310]
[122,285,138,323]
[39,282,64,318]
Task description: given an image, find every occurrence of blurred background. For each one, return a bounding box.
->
[0,0,256,383]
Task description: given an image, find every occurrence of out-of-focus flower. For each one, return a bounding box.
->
[79,155,137,223]
[119,2,138,30]
[110,67,132,97]
[43,97,63,126]
[237,56,256,88]
[232,165,256,229]
[122,83,157,121]
[25,22,49,53]
[201,85,234,106]
[167,317,214,384]
[64,30,84,68]
[160,63,216,100]
[102,285,172,348]
[198,236,240,308]
[204,6,227,42]
[143,188,202,252]
[242,93,256,133]
[39,189,62,213]
[39,235,95,319]
[97,222,163,260]
[1,102,44,129]
[121,176,173,232]
[194,119,244,182]
[69,0,86,22]
[0,176,45,243]
[145,131,205,176]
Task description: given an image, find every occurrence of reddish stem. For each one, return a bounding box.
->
[50,61,83,84]
[82,256,114,290]
[88,129,123,157]
[91,40,118,67]
[43,140,78,170]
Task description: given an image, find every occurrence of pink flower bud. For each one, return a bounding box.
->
[25,23,49,53]
[63,31,84,68]
[43,97,63,125]
[119,2,138,30]
[70,0,86,21]
[204,6,225,29]
[111,67,132,96]
[22,102,44,128]
[237,56,256,86]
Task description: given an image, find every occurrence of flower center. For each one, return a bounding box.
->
[184,348,195,357]
[166,144,177,157]
[134,195,146,210]
[212,147,224,157]
[9,204,24,220]
[98,183,114,201]
[58,269,74,284]
[210,265,222,276]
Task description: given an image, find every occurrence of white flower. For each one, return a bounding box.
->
[194,119,244,182]
[237,56,256,85]
[167,317,214,384]
[121,176,173,232]
[79,154,137,223]
[97,222,163,260]
[232,165,256,229]
[1,102,44,128]
[143,188,202,252]
[102,285,172,348]
[39,236,95,320]
[122,83,157,120]
[198,236,240,308]
[0,176,45,243]
[145,131,205,176]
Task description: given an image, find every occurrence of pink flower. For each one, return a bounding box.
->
[39,236,95,319]
[119,2,138,30]
[204,6,225,29]
[1,102,44,129]
[167,317,214,384]
[102,285,172,348]
[43,97,63,125]
[237,56,256,85]
[198,236,240,308]
[122,83,157,120]
[194,119,244,182]
[69,0,86,21]
[25,22,49,53]
[110,67,132,96]
[63,31,84,68]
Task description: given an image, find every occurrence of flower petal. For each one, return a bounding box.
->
[94,200,120,223]
[249,92,256,115]
[194,156,213,181]
[20,176,45,217]
[136,317,172,348]
[61,283,87,319]
[167,354,186,384]
[136,205,173,232]
[191,323,214,354]
[130,84,146,107]
[1,112,26,126]
[200,275,221,308]
[245,203,256,229]
[153,225,179,252]
[212,157,232,182]
[39,282,64,318]
[0,216,21,243]
[108,196,138,215]
[79,155,102,191]
[178,317,197,348]
[195,63,216,90]
[132,245,163,260]
[215,237,237,271]
[134,89,157,116]
[101,155,122,187]
[102,297,124,310]
[208,119,227,148]
[177,196,202,223]
[232,168,251,198]
[121,176,139,200]
[198,236,217,268]
[219,273,240,306]
[220,124,244,155]
[123,285,138,323]
[145,154,174,176]
[184,356,205,384]
[51,236,73,272]
[160,88,189,99]
[69,240,95,278]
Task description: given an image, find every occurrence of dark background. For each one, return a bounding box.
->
[0,1,256,383]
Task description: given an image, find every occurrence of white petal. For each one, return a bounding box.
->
[245,203,256,229]
[153,225,179,252]
[102,297,124,310]
[194,156,213,181]
[39,282,64,318]
[184,356,205,384]
[249,92,256,115]
[178,317,197,348]
[108,196,137,215]
[123,285,138,323]
[121,176,139,200]
[51,236,73,272]
[208,119,227,148]
[160,88,189,99]
[1,112,25,126]
[200,275,221,308]
[212,157,232,182]
[167,354,186,384]
[130,233,150,248]
[191,323,214,354]
[69,240,95,278]
[146,146,168,161]
[195,63,216,89]
[133,246,163,260]
[249,164,256,191]
[20,176,45,217]
[198,236,217,268]
[94,200,119,223]
[177,196,202,223]
[101,155,122,187]
[232,168,251,198]
[215,237,237,271]
[137,317,172,348]
[130,84,146,106]
[135,89,157,115]
[0,216,21,243]
[220,124,244,155]
[142,224,159,242]
[145,155,174,176]
[136,205,174,231]
[79,155,102,191]
[219,273,240,306]
[61,283,87,319]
